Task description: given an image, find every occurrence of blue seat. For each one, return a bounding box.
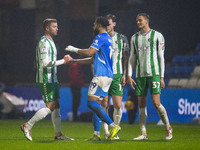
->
[193,55,200,65]
[182,56,193,65]
[172,55,183,65]
[167,66,194,78]
[165,66,176,78]
[194,43,200,54]
[195,43,200,51]
[175,66,185,77]
[186,66,194,73]
[164,78,170,86]
[176,66,194,78]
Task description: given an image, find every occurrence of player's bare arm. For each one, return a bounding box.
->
[121,51,129,86]
[70,57,93,65]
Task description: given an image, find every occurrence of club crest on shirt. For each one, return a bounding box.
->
[148,38,152,42]
[41,45,46,52]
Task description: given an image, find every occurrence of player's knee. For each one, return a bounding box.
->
[153,102,160,110]
[55,101,60,109]
[101,101,108,108]
[114,103,121,109]
[46,102,55,111]
[48,106,55,111]
[138,103,146,108]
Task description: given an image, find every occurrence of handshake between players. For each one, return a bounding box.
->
[64,45,81,64]
[63,45,76,64]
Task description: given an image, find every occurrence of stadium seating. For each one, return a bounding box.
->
[191,66,200,78]
[171,55,183,66]
[167,78,179,87]
[177,78,188,88]
[195,79,200,88]
[184,77,198,88]
[171,55,200,66]
[166,43,200,88]
[165,66,194,78]
[194,43,200,54]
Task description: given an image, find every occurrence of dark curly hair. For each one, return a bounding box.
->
[105,14,117,22]
[95,16,109,28]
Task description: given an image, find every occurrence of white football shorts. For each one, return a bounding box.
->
[88,76,113,100]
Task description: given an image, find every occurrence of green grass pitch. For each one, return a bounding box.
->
[0,119,199,150]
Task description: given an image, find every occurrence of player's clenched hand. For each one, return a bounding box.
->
[127,76,136,90]
[64,45,79,53]
[64,55,72,64]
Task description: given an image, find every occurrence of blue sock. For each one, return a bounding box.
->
[87,101,113,125]
[92,112,101,132]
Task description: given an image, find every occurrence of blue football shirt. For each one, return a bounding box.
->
[90,32,113,78]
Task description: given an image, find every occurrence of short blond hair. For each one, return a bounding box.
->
[43,18,57,31]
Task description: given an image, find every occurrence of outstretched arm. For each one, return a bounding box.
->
[64,56,93,65]
[65,45,97,57]
[44,55,72,67]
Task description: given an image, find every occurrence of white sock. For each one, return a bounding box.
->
[113,108,122,125]
[94,131,100,136]
[157,104,170,130]
[102,106,109,135]
[139,107,147,135]
[27,107,51,129]
[51,108,62,136]
[109,122,116,128]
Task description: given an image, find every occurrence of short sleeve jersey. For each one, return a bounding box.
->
[90,32,113,78]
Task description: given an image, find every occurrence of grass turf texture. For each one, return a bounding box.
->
[0,120,199,150]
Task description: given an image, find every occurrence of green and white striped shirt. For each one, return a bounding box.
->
[128,29,165,78]
[111,32,129,75]
[36,36,63,83]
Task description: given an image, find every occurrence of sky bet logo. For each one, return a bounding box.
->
[178,98,200,118]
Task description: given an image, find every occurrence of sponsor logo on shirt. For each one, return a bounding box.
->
[115,40,119,44]
[160,42,164,45]
[40,52,47,54]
